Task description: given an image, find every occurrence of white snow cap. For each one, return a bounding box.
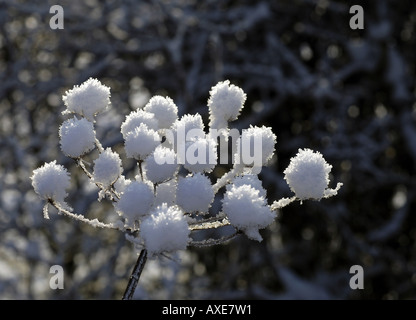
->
[31,161,71,208]
[121,109,159,139]
[283,148,343,201]
[228,173,267,199]
[235,125,276,168]
[141,203,189,256]
[176,173,214,214]
[92,148,123,186]
[144,95,178,129]
[59,117,96,158]
[124,123,160,160]
[145,146,179,184]
[115,181,154,227]
[62,78,111,121]
[223,184,275,242]
[208,80,246,129]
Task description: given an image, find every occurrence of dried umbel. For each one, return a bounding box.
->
[31,78,342,297]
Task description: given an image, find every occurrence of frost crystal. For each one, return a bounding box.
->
[283,148,343,201]
[124,123,160,160]
[59,117,96,158]
[222,184,275,242]
[62,78,111,121]
[140,203,189,256]
[176,173,214,214]
[115,181,154,226]
[144,95,178,130]
[31,161,71,208]
[92,148,122,187]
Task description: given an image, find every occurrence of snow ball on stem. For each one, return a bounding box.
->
[124,123,160,161]
[208,80,246,129]
[62,78,111,122]
[121,109,159,139]
[31,161,71,209]
[59,117,96,158]
[144,95,178,130]
[115,181,154,227]
[140,203,189,256]
[176,173,214,214]
[283,148,343,201]
[92,147,123,187]
[234,125,276,169]
[144,146,178,184]
[222,184,276,242]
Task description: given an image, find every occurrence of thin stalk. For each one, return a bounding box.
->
[122,249,148,300]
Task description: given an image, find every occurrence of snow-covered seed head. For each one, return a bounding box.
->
[176,173,214,214]
[228,173,267,199]
[140,203,189,256]
[120,109,159,139]
[144,146,179,184]
[208,80,246,129]
[115,181,154,226]
[92,148,123,187]
[167,113,205,146]
[283,148,343,201]
[62,78,111,121]
[222,184,276,242]
[234,125,276,168]
[143,95,178,130]
[59,117,96,158]
[31,161,71,206]
[181,136,218,174]
[124,123,160,161]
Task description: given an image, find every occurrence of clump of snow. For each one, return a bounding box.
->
[124,123,160,160]
[222,184,275,241]
[121,109,159,139]
[140,203,189,256]
[145,146,178,184]
[62,78,111,121]
[283,148,343,201]
[228,173,267,199]
[176,173,214,214]
[144,95,178,130]
[167,113,205,147]
[115,181,154,227]
[234,125,276,169]
[59,117,96,158]
[181,136,218,173]
[208,80,246,129]
[92,148,123,186]
[31,161,71,209]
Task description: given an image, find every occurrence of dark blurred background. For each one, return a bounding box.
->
[0,0,415,299]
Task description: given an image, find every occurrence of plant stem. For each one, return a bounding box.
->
[122,249,148,300]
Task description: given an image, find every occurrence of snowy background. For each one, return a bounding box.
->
[1,0,415,299]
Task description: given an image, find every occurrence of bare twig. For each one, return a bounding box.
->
[122,249,148,300]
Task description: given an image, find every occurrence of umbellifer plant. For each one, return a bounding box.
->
[31,78,342,299]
